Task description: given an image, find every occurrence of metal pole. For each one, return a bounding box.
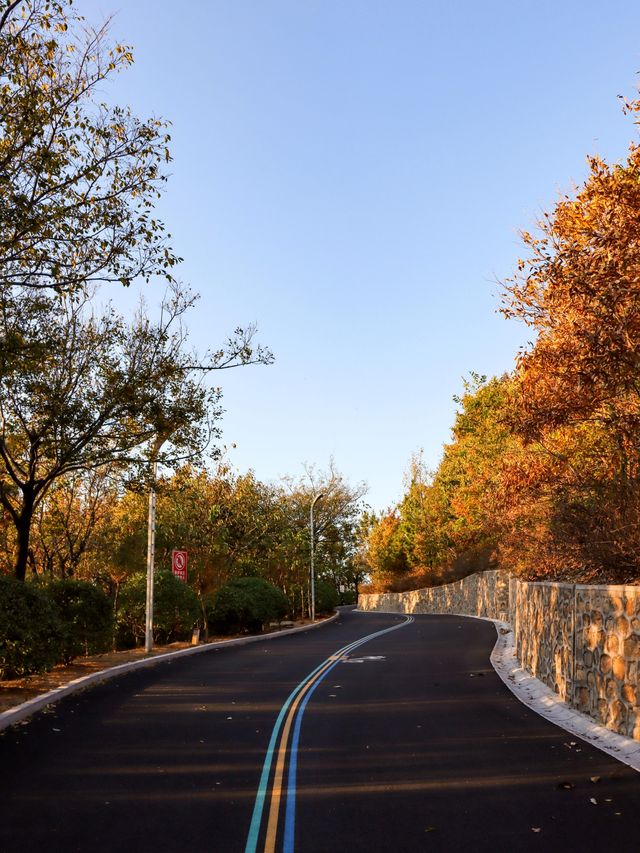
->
[145,457,158,654]
[309,493,324,623]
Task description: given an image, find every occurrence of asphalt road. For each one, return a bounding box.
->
[2,609,640,852]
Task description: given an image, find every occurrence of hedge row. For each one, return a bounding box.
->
[1,571,339,680]
[208,576,289,634]
[0,571,203,679]
[0,576,114,679]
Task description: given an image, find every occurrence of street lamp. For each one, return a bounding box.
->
[309,492,324,622]
[145,434,168,654]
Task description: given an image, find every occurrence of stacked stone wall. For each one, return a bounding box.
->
[358,573,640,741]
[357,569,509,620]
[573,585,640,739]
[515,582,574,702]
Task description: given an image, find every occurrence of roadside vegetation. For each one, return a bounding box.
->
[362,98,640,593]
[3,0,640,677]
[0,1,362,679]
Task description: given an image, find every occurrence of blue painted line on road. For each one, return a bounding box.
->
[282,617,413,853]
[244,615,413,853]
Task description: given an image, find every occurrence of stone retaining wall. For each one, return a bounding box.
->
[358,569,510,621]
[358,572,640,741]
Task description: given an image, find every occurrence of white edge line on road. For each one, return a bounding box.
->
[353,608,640,773]
[0,611,340,732]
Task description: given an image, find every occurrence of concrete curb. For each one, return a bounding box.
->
[0,611,340,732]
[487,616,640,773]
[354,609,640,773]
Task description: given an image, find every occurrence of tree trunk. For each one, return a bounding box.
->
[112,582,120,651]
[14,496,35,581]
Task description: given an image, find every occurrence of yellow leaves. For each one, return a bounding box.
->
[111,122,126,140]
[113,43,134,64]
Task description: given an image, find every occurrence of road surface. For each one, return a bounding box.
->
[1,609,640,852]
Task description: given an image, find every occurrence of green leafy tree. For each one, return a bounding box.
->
[0,286,213,580]
[30,468,117,578]
[209,576,288,635]
[116,569,200,647]
[0,0,179,294]
[365,511,409,589]
[281,463,367,610]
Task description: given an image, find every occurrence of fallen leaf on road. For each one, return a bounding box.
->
[557,782,575,790]
[590,798,598,805]
[590,776,601,783]
[531,827,541,833]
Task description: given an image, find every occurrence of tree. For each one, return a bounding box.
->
[397,452,450,575]
[0,0,179,294]
[365,511,409,589]
[0,284,270,580]
[209,576,288,635]
[501,99,640,451]
[116,569,200,646]
[281,463,367,609]
[433,374,515,559]
[499,97,640,581]
[30,467,117,578]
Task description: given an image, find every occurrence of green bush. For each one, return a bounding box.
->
[339,589,357,606]
[314,579,339,614]
[0,576,63,679]
[116,570,200,647]
[47,579,113,663]
[209,576,288,635]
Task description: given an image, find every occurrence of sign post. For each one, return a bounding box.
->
[172,549,188,582]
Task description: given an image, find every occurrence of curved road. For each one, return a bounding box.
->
[1,609,640,852]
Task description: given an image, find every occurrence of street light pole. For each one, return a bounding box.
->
[145,435,168,654]
[145,458,157,654]
[309,492,324,622]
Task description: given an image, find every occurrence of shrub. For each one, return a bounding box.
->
[339,589,357,606]
[209,576,288,635]
[47,579,114,663]
[116,570,200,647]
[314,579,339,614]
[0,576,63,679]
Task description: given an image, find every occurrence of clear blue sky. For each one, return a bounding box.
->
[86,0,640,512]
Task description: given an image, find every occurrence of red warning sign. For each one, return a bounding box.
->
[171,549,188,582]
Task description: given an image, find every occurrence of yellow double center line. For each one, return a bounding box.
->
[245,616,413,853]
[263,655,344,853]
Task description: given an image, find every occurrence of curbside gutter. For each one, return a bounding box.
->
[0,611,340,732]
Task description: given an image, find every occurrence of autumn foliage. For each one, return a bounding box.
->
[364,98,640,589]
